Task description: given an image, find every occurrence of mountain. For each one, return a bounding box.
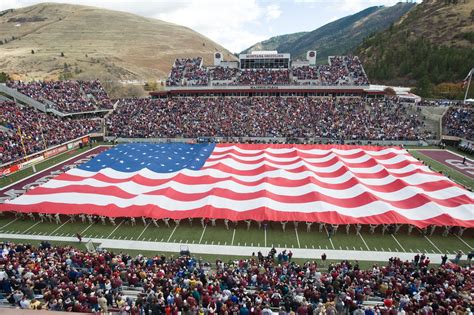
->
[356,0,474,98]
[242,32,307,54]
[0,3,235,82]
[241,3,415,62]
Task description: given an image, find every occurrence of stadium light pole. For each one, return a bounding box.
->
[464,68,473,104]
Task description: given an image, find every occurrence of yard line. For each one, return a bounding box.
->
[294,228,301,248]
[455,234,473,250]
[167,224,178,242]
[424,235,442,253]
[49,219,71,235]
[107,220,123,238]
[0,218,18,230]
[199,225,207,244]
[137,223,150,240]
[231,229,236,246]
[391,234,406,252]
[324,226,335,250]
[264,228,267,247]
[80,222,94,234]
[357,233,370,251]
[22,221,42,234]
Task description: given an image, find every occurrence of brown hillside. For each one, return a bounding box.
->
[0,3,235,81]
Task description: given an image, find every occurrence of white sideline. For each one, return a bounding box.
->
[0,232,455,263]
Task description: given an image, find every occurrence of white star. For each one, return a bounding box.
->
[181,157,185,160]
[168,169,173,171]
[120,160,124,163]
[134,158,138,161]
[102,165,106,167]
[126,167,130,170]
[175,162,180,165]
[168,157,172,160]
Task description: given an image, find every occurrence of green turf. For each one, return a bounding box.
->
[409,150,473,189]
[169,223,203,244]
[232,222,264,246]
[200,222,233,246]
[297,228,333,250]
[267,224,298,248]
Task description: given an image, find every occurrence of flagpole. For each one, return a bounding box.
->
[464,69,473,104]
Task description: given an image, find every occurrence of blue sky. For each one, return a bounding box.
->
[0,0,420,53]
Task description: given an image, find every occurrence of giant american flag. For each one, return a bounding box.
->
[1,143,473,227]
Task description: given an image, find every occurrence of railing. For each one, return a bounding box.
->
[0,84,47,112]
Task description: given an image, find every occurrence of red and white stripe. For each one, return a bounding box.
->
[1,144,473,227]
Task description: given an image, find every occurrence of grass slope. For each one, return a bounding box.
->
[0,3,236,82]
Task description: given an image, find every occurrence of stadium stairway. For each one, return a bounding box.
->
[0,84,47,113]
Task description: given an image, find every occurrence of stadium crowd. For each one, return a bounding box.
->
[0,101,101,164]
[166,58,205,87]
[7,80,113,113]
[106,97,433,140]
[165,56,369,87]
[443,106,473,140]
[0,241,472,314]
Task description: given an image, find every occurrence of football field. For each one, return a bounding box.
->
[0,145,472,260]
[0,214,472,256]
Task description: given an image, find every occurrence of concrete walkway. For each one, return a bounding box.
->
[0,232,454,264]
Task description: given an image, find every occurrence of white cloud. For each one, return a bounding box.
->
[155,0,280,53]
[266,4,282,21]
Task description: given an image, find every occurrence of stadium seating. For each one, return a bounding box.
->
[443,106,473,140]
[165,55,370,87]
[6,80,113,113]
[0,241,471,313]
[106,97,434,140]
[0,101,101,164]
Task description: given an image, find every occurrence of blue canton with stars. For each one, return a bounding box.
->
[79,143,216,173]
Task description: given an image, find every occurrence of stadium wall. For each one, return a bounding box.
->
[105,136,437,147]
[0,135,94,177]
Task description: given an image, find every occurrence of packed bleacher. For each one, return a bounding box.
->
[0,241,472,313]
[165,55,370,87]
[106,97,433,140]
[0,101,101,164]
[443,106,474,140]
[166,58,206,87]
[7,80,113,113]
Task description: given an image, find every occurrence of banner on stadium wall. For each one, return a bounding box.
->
[20,156,44,169]
[0,136,91,177]
[43,145,68,159]
[1,164,22,176]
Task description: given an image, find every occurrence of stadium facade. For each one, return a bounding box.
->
[152,50,383,98]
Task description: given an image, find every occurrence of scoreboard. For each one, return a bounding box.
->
[239,51,290,69]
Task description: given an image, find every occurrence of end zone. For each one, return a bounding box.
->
[416,150,473,179]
